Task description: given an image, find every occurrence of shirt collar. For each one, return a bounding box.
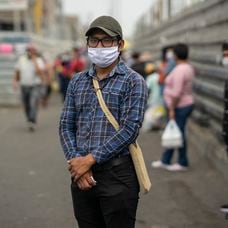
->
[87,58,127,79]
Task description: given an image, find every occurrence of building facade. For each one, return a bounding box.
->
[0,0,80,41]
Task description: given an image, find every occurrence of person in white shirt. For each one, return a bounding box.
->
[13,45,45,131]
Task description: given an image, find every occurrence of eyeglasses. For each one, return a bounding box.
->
[87,37,119,48]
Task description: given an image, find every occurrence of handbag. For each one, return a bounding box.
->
[161,119,183,148]
[92,79,151,194]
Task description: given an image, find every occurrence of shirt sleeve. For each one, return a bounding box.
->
[92,74,148,163]
[36,58,45,70]
[168,67,185,98]
[59,77,80,160]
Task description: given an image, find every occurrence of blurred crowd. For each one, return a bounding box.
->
[54,47,88,101]
[123,45,179,132]
[12,44,88,131]
[12,41,190,132]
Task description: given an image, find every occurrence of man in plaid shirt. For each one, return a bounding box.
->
[59,16,147,228]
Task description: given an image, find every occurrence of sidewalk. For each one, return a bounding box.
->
[0,94,227,228]
[138,130,228,228]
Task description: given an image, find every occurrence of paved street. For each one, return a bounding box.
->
[0,95,227,228]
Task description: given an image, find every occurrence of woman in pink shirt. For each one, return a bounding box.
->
[152,43,194,171]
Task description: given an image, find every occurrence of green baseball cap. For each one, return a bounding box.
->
[85,16,123,38]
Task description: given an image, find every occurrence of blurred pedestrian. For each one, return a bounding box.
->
[54,52,71,101]
[37,52,54,108]
[145,64,162,108]
[69,47,86,75]
[12,44,45,131]
[152,43,195,171]
[220,41,228,217]
[142,64,166,131]
[165,47,176,76]
[130,51,147,79]
[158,45,176,96]
[59,15,148,228]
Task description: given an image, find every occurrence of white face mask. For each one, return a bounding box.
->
[88,46,119,68]
[222,57,228,68]
[166,50,174,60]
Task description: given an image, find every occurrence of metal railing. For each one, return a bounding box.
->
[133,0,228,140]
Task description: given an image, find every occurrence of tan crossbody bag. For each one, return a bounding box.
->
[92,79,151,194]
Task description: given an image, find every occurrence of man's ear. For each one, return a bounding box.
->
[118,40,125,52]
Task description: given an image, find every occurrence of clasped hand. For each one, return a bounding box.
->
[68,154,96,190]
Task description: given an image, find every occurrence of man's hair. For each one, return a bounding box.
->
[173,43,189,60]
[132,52,140,60]
[161,47,168,61]
[222,41,228,51]
[161,45,174,61]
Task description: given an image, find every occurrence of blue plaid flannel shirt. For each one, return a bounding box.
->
[59,60,148,164]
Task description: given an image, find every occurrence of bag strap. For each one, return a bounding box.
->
[92,78,120,131]
[93,79,151,194]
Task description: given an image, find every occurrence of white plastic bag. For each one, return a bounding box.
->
[161,120,183,148]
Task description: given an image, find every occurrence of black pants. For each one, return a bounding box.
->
[71,156,139,228]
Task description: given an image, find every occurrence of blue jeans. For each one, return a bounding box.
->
[21,86,40,123]
[161,104,194,167]
[58,74,70,101]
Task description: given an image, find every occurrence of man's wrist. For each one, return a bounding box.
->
[86,153,96,166]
